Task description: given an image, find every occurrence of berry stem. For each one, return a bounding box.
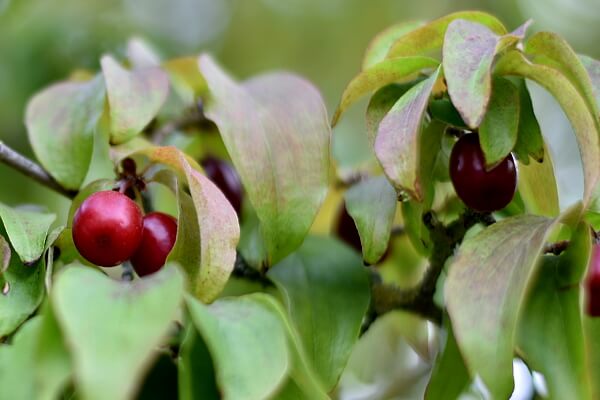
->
[0,141,76,199]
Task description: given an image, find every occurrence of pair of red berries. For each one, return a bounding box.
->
[72,190,177,277]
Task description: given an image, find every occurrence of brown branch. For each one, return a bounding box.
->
[0,141,76,199]
[366,208,495,329]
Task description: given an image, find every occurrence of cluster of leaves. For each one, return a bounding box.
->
[334,10,600,399]
[1,9,600,400]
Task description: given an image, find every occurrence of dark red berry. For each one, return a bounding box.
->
[449,133,517,212]
[200,156,243,215]
[586,243,600,317]
[72,191,144,267]
[130,212,178,277]
[335,202,362,253]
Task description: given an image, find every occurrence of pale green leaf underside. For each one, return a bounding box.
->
[51,264,184,400]
[185,293,290,400]
[25,76,105,190]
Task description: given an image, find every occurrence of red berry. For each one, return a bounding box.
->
[586,243,600,317]
[335,203,362,253]
[200,156,243,215]
[449,134,517,212]
[72,191,143,267]
[130,212,178,277]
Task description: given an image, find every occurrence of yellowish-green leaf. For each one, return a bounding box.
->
[518,144,559,217]
[362,21,425,70]
[386,11,507,59]
[495,50,600,208]
[332,56,439,126]
[526,32,599,119]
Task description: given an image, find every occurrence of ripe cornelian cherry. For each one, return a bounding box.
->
[72,190,144,267]
[449,133,517,212]
[130,212,178,277]
[335,202,362,253]
[586,243,600,317]
[200,156,243,215]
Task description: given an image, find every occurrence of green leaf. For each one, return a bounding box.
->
[517,223,592,399]
[580,54,600,109]
[428,98,467,128]
[337,311,433,399]
[145,147,240,302]
[584,317,600,400]
[268,236,371,390]
[178,327,219,400]
[513,79,544,164]
[344,176,397,264]
[25,75,106,190]
[446,209,581,398]
[443,20,524,128]
[495,50,600,208]
[425,322,469,400]
[386,11,507,59]
[362,21,425,69]
[526,32,599,118]
[0,317,42,400]
[518,144,560,217]
[478,77,520,166]
[51,264,184,400]
[0,203,55,264]
[101,55,169,144]
[185,293,290,400]
[366,83,415,146]
[332,56,439,125]
[34,302,72,400]
[374,68,440,201]
[200,55,330,265]
[0,254,44,338]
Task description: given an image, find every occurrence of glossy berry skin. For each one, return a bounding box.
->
[449,134,517,212]
[586,243,600,317]
[130,212,178,277]
[72,191,143,267]
[200,156,243,215]
[335,203,362,253]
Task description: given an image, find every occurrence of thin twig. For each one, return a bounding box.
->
[0,141,76,199]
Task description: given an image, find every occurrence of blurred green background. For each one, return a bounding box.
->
[0,0,598,222]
